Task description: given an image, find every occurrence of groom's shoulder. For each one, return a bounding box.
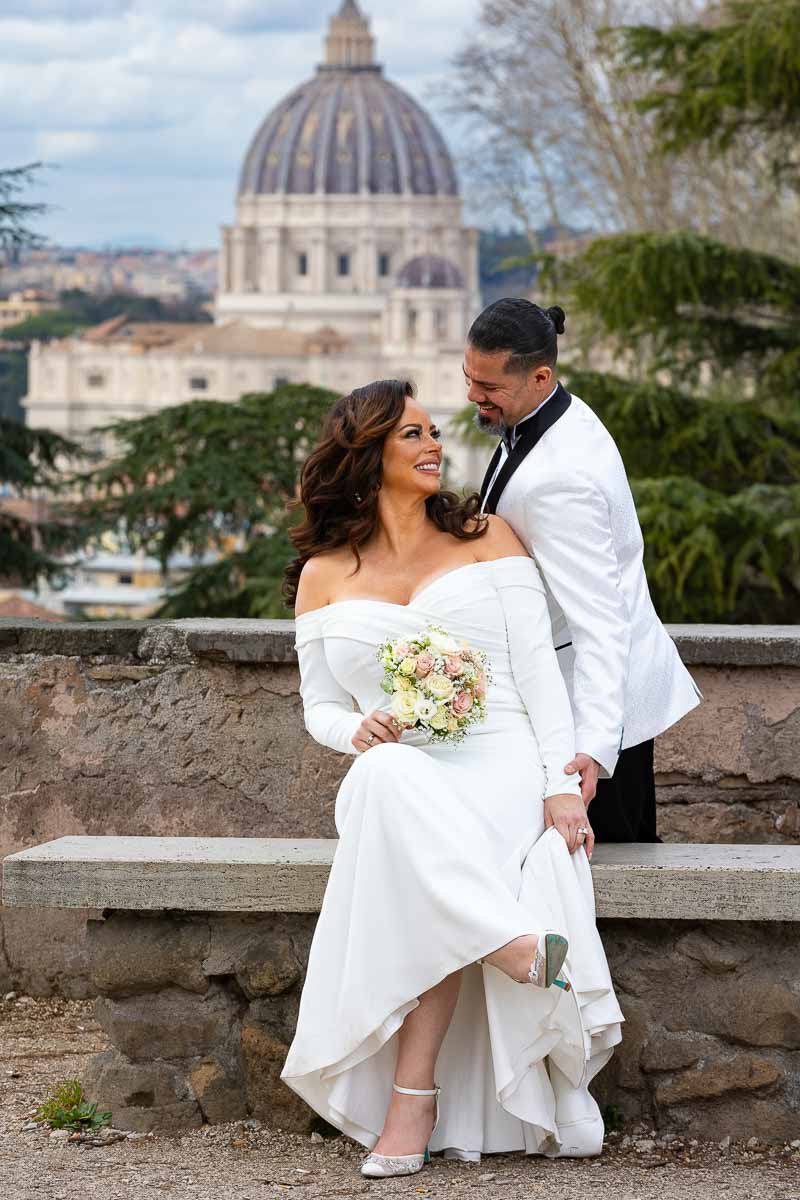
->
[546,392,626,470]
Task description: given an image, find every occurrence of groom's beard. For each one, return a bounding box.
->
[474,410,510,439]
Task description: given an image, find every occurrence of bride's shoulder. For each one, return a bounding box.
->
[475,514,530,564]
[295,550,350,617]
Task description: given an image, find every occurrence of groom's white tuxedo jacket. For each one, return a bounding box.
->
[480,383,700,776]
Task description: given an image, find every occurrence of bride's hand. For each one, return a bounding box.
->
[544,793,594,860]
[351,710,402,752]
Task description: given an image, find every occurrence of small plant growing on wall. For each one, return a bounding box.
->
[33,1079,111,1132]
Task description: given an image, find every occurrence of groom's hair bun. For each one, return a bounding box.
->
[468,297,566,375]
[545,305,566,335]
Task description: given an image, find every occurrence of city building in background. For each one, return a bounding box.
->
[0,290,59,331]
[23,1,487,484]
[1,249,218,302]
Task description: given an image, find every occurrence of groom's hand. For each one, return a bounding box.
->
[564,753,600,805]
[544,794,594,859]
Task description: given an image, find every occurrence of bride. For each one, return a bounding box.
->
[280,379,623,1176]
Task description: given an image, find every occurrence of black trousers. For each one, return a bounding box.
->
[589,739,661,843]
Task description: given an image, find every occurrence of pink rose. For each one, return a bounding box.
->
[415,652,435,678]
[443,655,463,678]
[475,671,487,699]
[452,690,473,716]
[395,642,412,658]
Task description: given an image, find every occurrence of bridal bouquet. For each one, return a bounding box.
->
[376,625,490,745]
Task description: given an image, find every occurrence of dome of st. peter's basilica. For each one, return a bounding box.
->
[238,1,458,198]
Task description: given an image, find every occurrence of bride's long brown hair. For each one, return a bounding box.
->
[283,379,488,607]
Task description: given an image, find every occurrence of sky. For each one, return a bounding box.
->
[2,0,483,249]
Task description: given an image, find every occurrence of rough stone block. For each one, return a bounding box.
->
[235,934,301,999]
[245,994,301,1047]
[1,906,96,998]
[87,913,210,996]
[95,983,241,1062]
[82,1049,202,1132]
[642,1029,727,1073]
[189,1058,248,1124]
[240,1022,314,1132]
[655,1050,782,1105]
[204,913,310,997]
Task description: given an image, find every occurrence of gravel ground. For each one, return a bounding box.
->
[1,995,799,1200]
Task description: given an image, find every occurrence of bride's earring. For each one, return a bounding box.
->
[354,491,363,504]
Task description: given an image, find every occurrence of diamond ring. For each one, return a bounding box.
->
[366,733,376,746]
[577,826,590,835]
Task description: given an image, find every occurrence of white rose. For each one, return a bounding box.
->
[391,689,418,724]
[427,630,461,656]
[425,673,455,702]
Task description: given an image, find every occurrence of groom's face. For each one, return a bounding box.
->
[463,346,552,433]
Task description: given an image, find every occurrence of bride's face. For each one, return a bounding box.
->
[381,397,443,498]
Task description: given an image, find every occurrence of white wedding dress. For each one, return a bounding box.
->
[281,556,623,1159]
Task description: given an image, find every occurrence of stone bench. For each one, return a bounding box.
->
[3,836,800,1141]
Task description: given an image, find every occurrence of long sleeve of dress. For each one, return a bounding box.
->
[493,558,582,800]
[297,637,363,756]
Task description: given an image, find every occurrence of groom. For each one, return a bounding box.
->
[465,297,700,845]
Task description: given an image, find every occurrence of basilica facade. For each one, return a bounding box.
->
[24,2,486,484]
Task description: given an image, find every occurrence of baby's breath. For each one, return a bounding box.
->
[375,623,491,747]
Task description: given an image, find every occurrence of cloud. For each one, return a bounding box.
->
[36,130,102,159]
[0,0,483,246]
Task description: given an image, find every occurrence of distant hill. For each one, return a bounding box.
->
[479,225,590,304]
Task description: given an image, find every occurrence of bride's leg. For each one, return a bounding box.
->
[372,969,461,1157]
[483,933,540,983]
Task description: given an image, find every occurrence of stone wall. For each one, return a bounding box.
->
[80,908,800,1143]
[1,618,798,995]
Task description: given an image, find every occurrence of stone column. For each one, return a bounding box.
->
[446,297,466,343]
[231,228,248,293]
[218,228,231,293]
[310,229,328,293]
[258,229,283,294]
[359,228,377,294]
[464,228,480,297]
[418,300,436,345]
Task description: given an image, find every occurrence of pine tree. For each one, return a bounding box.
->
[501,0,800,621]
[0,420,84,587]
[74,384,338,618]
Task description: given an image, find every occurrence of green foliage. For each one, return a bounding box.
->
[562,370,800,491]
[33,1080,111,1132]
[544,232,800,389]
[75,383,338,617]
[0,349,26,421]
[0,163,48,255]
[489,2,800,624]
[58,288,212,325]
[0,310,89,343]
[602,1103,624,1133]
[634,478,800,622]
[619,1,800,177]
[0,418,85,586]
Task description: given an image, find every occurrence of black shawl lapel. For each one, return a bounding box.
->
[481,383,572,515]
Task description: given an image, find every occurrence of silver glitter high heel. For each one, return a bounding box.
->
[360,1083,441,1178]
